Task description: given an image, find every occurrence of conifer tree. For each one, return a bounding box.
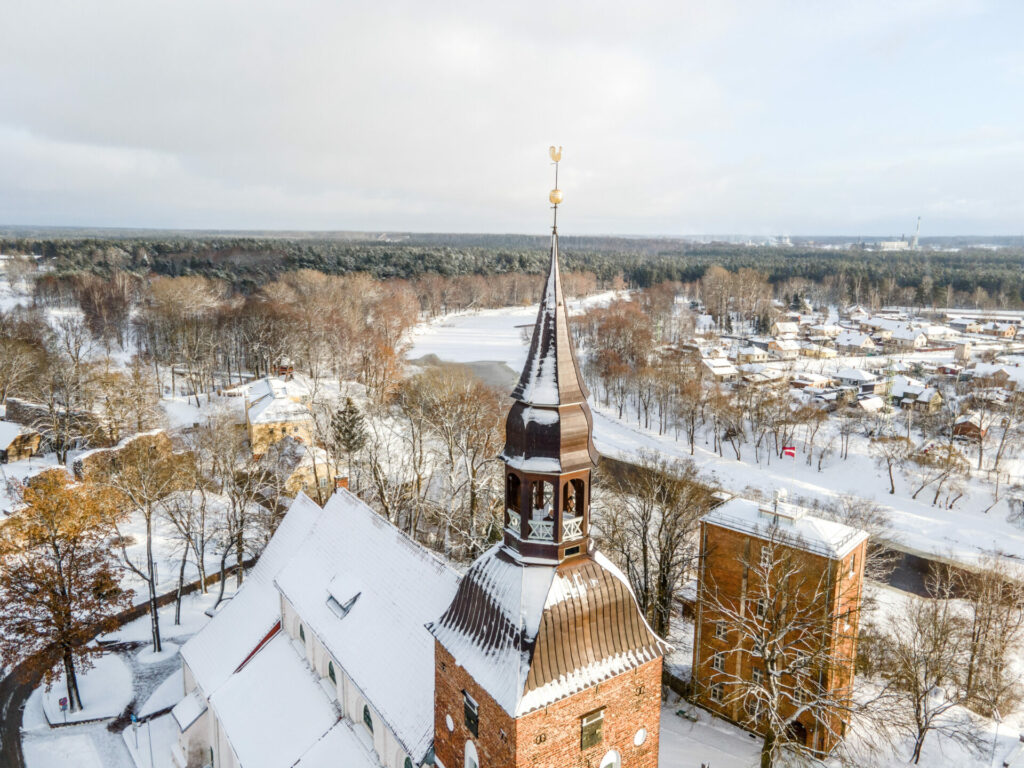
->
[0,472,131,713]
[331,397,367,489]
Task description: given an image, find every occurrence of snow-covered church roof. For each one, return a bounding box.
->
[428,544,669,717]
[274,489,460,763]
[180,493,323,696]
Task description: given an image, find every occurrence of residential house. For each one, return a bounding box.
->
[767,338,800,360]
[953,413,986,442]
[245,377,316,456]
[835,332,876,355]
[836,368,883,395]
[0,421,41,463]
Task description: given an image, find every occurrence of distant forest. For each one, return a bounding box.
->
[3,232,1024,306]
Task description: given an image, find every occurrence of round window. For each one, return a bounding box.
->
[634,727,648,746]
[445,714,454,732]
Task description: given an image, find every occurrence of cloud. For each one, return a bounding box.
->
[0,0,1020,234]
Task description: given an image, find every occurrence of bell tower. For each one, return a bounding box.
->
[499,145,599,564]
[429,148,666,768]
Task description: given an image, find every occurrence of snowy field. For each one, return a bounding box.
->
[409,305,1024,569]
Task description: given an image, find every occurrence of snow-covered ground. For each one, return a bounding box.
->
[408,304,1024,569]
[21,586,236,768]
[39,654,133,725]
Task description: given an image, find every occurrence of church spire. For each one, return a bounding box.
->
[500,147,598,564]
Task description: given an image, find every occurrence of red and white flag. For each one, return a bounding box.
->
[782,446,796,458]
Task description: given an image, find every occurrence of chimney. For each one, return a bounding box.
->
[334,476,349,490]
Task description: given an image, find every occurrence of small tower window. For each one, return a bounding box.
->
[328,661,336,684]
[507,474,521,512]
[299,624,306,643]
[462,691,479,737]
[404,759,414,768]
[363,704,374,733]
[580,708,604,750]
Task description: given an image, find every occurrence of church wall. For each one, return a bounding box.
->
[433,643,516,768]
[513,658,662,768]
[434,642,661,768]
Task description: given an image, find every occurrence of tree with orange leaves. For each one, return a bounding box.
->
[0,470,131,713]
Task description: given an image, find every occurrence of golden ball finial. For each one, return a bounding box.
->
[549,189,563,205]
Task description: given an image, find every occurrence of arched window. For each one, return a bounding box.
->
[506,474,521,512]
[464,740,479,768]
[599,750,621,768]
[404,759,414,768]
[363,704,374,733]
[299,624,306,643]
[328,661,336,684]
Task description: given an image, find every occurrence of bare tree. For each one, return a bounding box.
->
[597,450,714,637]
[869,432,912,495]
[696,529,864,768]
[99,434,187,653]
[870,570,984,764]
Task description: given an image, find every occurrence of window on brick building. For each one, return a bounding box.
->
[462,691,479,737]
[710,683,724,703]
[755,597,767,619]
[580,708,604,750]
[760,547,772,569]
[712,652,725,672]
[464,740,479,768]
[752,666,763,686]
[849,552,856,578]
[714,621,727,640]
[795,650,809,675]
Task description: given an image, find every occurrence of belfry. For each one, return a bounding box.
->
[428,148,667,768]
[500,146,600,564]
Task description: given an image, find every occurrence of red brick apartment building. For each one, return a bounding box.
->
[692,492,868,757]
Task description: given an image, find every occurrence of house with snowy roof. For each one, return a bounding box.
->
[835,368,883,395]
[770,321,799,338]
[767,337,800,360]
[835,331,876,355]
[244,377,316,456]
[0,419,40,463]
[172,178,668,768]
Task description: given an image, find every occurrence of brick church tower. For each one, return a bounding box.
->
[428,149,668,768]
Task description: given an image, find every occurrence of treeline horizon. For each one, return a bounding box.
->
[3,233,1024,307]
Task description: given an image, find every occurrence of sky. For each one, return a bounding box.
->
[2,0,1023,237]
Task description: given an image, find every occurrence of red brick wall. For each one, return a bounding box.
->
[434,643,516,768]
[692,521,865,754]
[515,658,662,768]
[434,642,662,768]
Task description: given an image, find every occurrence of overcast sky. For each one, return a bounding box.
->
[2,0,1022,236]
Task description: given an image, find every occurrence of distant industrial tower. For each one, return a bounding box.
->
[910,216,921,250]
